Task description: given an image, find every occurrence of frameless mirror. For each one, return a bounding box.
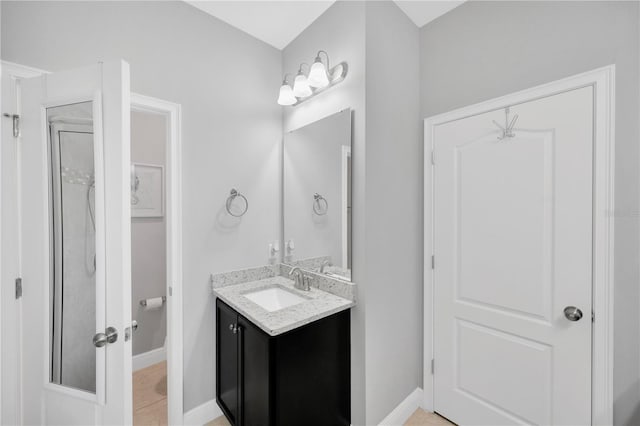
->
[47,101,97,394]
[283,109,352,281]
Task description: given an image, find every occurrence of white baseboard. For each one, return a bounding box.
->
[183,399,223,426]
[379,387,424,426]
[132,346,166,371]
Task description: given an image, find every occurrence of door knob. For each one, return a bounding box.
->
[105,326,118,344]
[93,326,119,347]
[93,332,108,348]
[564,306,583,322]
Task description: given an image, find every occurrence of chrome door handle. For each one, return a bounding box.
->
[93,332,108,348]
[105,326,118,344]
[93,326,118,347]
[564,306,583,322]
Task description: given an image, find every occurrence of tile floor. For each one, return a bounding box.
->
[206,408,455,426]
[133,361,168,425]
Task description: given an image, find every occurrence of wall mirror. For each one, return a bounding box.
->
[283,108,352,281]
[47,101,99,394]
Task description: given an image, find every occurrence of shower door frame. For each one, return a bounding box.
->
[130,93,184,425]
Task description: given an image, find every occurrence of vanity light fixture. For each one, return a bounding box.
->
[292,64,313,98]
[277,75,297,106]
[308,51,330,88]
[277,50,348,107]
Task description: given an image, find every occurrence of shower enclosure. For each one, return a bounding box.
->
[47,101,97,393]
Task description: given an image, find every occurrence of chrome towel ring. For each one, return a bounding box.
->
[226,188,248,217]
[313,193,328,215]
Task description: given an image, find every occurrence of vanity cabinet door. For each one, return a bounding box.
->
[238,315,271,426]
[217,300,239,423]
[273,309,351,426]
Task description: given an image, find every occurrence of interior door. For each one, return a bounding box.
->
[433,87,593,425]
[20,61,132,425]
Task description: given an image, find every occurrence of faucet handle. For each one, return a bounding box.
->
[303,274,313,291]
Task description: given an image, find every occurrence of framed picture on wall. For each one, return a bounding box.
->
[131,163,164,217]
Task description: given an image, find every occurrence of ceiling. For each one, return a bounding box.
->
[186,1,465,50]
[394,1,465,27]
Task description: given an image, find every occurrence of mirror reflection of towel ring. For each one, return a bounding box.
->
[226,188,248,217]
[313,193,328,215]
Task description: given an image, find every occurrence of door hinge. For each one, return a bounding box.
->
[431,359,435,374]
[431,255,435,269]
[431,150,435,165]
[592,310,595,323]
[169,286,173,297]
[15,277,22,299]
[3,113,20,138]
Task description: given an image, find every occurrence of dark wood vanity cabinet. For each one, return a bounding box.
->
[216,298,351,426]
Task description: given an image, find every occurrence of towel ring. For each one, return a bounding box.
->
[313,193,328,215]
[226,188,248,217]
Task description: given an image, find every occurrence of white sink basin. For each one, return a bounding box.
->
[243,286,307,312]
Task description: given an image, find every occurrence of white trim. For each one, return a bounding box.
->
[341,145,351,268]
[183,399,223,426]
[424,65,615,425]
[378,388,424,426]
[1,61,48,79]
[130,93,184,425]
[1,60,47,426]
[132,347,167,372]
[423,65,615,425]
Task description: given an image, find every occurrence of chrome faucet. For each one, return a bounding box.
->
[289,267,311,291]
[320,260,332,274]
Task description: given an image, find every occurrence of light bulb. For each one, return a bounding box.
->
[308,59,329,88]
[277,83,297,106]
[293,73,312,98]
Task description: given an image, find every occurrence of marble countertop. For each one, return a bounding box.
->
[214,276,355,336]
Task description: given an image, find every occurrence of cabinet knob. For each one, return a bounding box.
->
[229,323,238,334]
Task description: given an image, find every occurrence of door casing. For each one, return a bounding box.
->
[423,65,615,425]
[130,93,184,425]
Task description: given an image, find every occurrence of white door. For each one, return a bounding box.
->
[433,87,593,425]
[20,61,132,425]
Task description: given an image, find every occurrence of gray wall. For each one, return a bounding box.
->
[420,2,640,424]
[364,2,422,424]
[1,1,283,411]
[282,2,367,423]
[283,1,423,423]
[131,110,167,356]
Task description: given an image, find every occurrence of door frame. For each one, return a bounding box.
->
[423,65,615,425]
[1,60,50,426]
[130,93,184,425]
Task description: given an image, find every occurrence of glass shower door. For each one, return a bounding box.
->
[48,105,97,394]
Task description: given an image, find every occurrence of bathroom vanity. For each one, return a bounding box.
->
[214,274,353,426]
[214,108,356,426]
